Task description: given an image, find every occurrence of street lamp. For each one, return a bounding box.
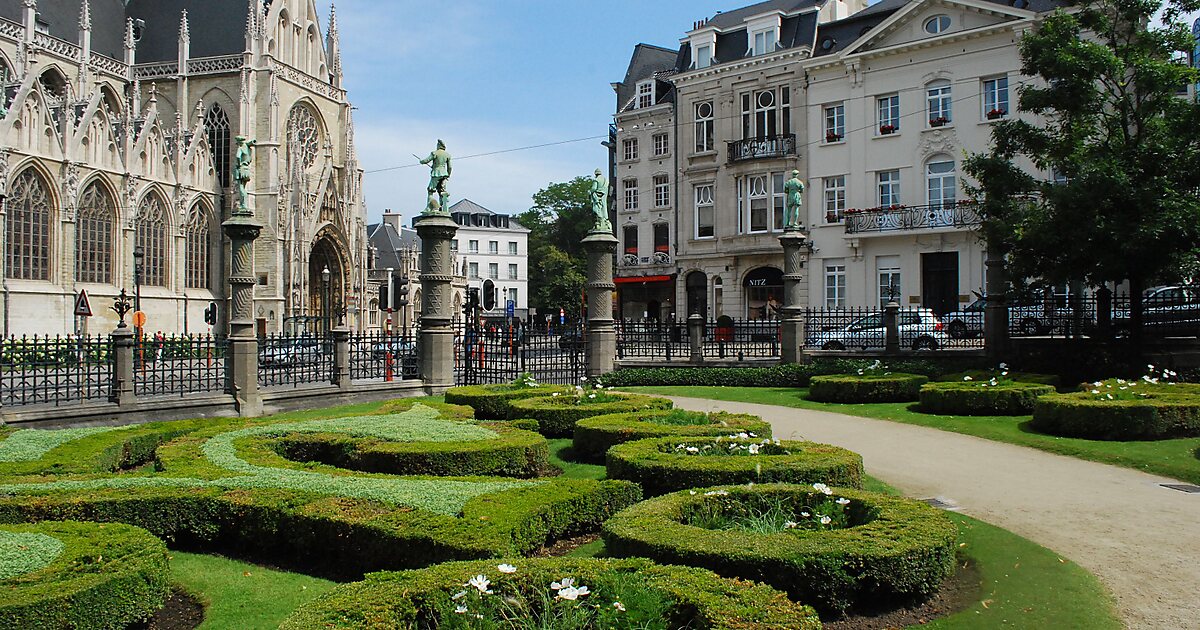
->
[133,246,144,335]
[322,266,331,333]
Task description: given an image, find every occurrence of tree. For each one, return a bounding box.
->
[531,245,586,319]
[518,176,596,314]
[965,0,1200,334]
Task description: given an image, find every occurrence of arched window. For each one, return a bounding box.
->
[320,182,339,224]
[38,68,68,104]
[5,168,53,280]
[926,79,952,125]
[185,203,214,289]
[286,103,321,171]
[76,181,115,283]
[204,104,231,188]
[136,193,169,287]
[927,159,957,209]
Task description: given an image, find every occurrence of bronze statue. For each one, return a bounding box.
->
[589,168,611,232]
[234,135,257,213]
[418,140,452,214]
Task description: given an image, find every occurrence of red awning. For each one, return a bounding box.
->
[614,275,674,284]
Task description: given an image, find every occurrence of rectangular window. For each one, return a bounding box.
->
[695,184,714,239]
[927,81,952,125]
[488,263,499,279]
[694,101,714,152]
[926,160,957,207]
[823,176,846,223]
[507,288,518,305]
[825,263,847,309]
[694,44,712,69]
[468,240,479,253]
[488,241,498,255]
[508,241,517,255]
[823,103,845,142]
[637,81,654,108]
[450,240,459,252]
[623,178,638,211]
[508,263,518,280]
[781,87,791,135]
[653,223,669,253]
[772,173,786,231]
[468,262,479,279]
[653,174,670,207]
[623,224,638,256]
[878,170,901,207]
[751,28,777,56]
[747,175,770,233]
[754,89,778,138]
[740,88,789,139]
[877,256,901,307]
[622,138,638,161]
[877,94,900,133]
[653,133,669,156]
[983,77,1009,119]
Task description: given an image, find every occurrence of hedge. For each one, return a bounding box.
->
[507,393,673,438]
[808,373,929,403]
[598,357,988,388]
[572,410,772,463]
[444,384,574,420]
[280,556,820,630]
[918,381,1056,416]
[0,521,169,629]
[602,484,957,616]
[1031,386,1200,440]
[605,437,863,496]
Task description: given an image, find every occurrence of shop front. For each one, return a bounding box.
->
[616,275,677,321]
[743,267,783,321]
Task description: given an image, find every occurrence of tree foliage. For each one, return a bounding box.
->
[517,177,594,315]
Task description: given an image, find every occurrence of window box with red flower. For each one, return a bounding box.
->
[985,109,1006,120]
[878,124,897,135]
[929,117,949,127]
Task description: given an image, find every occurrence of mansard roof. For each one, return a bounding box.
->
[125,0,250,63]
[702,0,822,30]
[614,44,678,113]
[367,221,418,271]
[0,0,127,60]
[449,199,528,232]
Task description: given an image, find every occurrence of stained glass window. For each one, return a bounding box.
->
[76,181,115,283]
[5,169,53,280]
[136,193,169,287]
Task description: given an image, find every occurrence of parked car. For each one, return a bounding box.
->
[941,295,1081,338]
[259,337,324,366]
[806,308,948,351]
[1112,285,1200,337]
[371,338,416,360]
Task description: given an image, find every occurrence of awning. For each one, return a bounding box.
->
[614,275,675,284]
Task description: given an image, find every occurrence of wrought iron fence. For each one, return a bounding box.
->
[453,321,585,386]
[803,308,887,350]
[616,320,687,360]
[728,134,797,163]
[133,333,230,397]
[701,319,781,359]
[257,334,334,388]
[844,201,982,235]
[1,334,113,407]
[519,321,585,386]
[349,331,419,381]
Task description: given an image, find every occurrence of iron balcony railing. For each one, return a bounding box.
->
[844,201,983,235]
[728,134,797,163]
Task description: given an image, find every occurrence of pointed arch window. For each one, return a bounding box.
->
[205,104,231,188]
[185,203,214,289]
[320,182,340,224]
[286,103,321,171]
[136,193,169,287]
[76,181,115,284]
[6,169,53,280]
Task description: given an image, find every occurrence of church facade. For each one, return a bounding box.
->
[0,0,369,337]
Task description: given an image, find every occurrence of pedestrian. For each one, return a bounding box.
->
[154,331,164,363]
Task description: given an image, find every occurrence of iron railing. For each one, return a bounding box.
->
[728,134,797,163]
[1,334,113,407]
[844,201,982,235]
[615,319,781,360]
[804,308,887,350]
[133,333,230,397]
[453,321,585,386]
[520,322,586,385]
[257,334,334,388]
[701,319,781,358]
[616,320,687,360]
[349,331,419,381]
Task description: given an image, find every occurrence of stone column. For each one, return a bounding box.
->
[778,231,809,364]
[688,313,704,364]
[332,327,351,390]
[884,301,900,354]
[223,215,263,417]
[582,230,618,378]
[984,252,1008,361]
[109,326,136,406]
[414,213,458,391]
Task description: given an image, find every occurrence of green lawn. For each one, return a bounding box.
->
[626,386,1200,484]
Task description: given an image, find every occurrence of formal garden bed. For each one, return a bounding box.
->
[602,483,956,617]
[606,436,863,497]
[1032,377,1200,439]
[280,556,820,629]
[572,409,771,463]
[506,388,673,437]
[919,380,1056,416]
[808,372,929,403]
[445,377,575,420]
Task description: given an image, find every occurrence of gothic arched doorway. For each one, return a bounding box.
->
[309,232,347,332]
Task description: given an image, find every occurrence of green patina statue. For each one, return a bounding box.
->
[589,168,611,232]
[783,169,805,231]
[419,140,452,214]
[234,135,257,213]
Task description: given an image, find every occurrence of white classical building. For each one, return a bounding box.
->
[0,0,370,337]
[447,199,530,322]
[613,0,1055,319]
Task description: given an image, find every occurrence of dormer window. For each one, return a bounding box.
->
[694,44,713,69]
[636,80,655,109]
[924,15,951,34]
[750,28,778,56]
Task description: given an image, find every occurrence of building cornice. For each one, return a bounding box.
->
[671,48,812,87]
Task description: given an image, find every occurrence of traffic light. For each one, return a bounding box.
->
[396,276,410,307]
[203,302,217,326]
[378,282,389,310]
[482,279,496,312]
[463,288,480,318]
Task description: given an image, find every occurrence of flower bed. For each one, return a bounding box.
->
[919,380,1056,416]
[444,383,574,420]
[0,521,169,629]
[605,437,863,496]
[602,484,956,616]
[1031,378,1200,439]
[280,556,820,629]
[507,390,673,438]
[572,410,772,463]
[808,372,929,403]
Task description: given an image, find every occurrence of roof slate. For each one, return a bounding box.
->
[0,0,126,60]
[125,0,250,63]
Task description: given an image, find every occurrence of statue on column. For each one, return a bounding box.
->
[783,169,805,231]
[589,168,612,233]
[419,139,452,214]
[234,135,257,213]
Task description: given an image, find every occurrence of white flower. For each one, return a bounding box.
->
[467,575,492,594]
[454,605,468,614]
[588,393,596,399]
[784,520,798,529]
[557,585,590,600]
[801,511,810,517]
[689,490,697,495]
[820,515,832,525]
[748,432,757,438]
[737,432,750,439]
[1093,381,1103,387]
[581,376,588,382]
[748,444,761,454]
[551,392,560,397]
[452,590,467,600]
[773,438,781,445]
[497,564,516,574]
[1091,390,1100,394]
[963,376,973,381]
[989,378,998,386]
[836,497,850,506]
[1117,379,1126,384]
[676,444,685,450]
[685,446,700,453]
[812,482,832,495]
[551,578,575,591]
[704,489,729,496]
[613,601,626,612]
[857,369,865,375]
[999,363,1008,370]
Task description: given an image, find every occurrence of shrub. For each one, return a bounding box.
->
[935,370,1061,388]
[507,393,673,438]
[1031,382,1200,439]
[918,381,1056,416]
[598,357,986,388]
[602,484,956,616]
[444,384,574,420]
[280,557,820,630]
[606,437,863,496]
[572,410,772,463]
[0,521,169,629]
[808,373,929,403]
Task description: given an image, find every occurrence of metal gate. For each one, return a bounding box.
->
[454,320,585,386]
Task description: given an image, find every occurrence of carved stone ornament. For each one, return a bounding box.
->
[62,162,81,220]
[919,127,959,160]
[0,149,11,197]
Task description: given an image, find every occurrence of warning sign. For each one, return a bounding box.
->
[73,290,93,317]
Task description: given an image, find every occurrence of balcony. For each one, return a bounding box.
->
[728,134,796,163]
[622,251,671,267]
[844,201,982,235]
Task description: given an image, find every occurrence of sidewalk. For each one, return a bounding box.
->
[667,396,1200,630]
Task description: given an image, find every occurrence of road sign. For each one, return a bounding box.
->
[506,300,515,317]
[73,290,93,317]
[132,311,147,328]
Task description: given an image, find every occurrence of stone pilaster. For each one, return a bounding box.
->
[582,230,618,378]
[332,327,351,390]
[778,231,810,364]
[984,252,1008,361]
[109,326,135,406]
[688,314,704,364]
[414,213,458,391]
[223,214,263,417]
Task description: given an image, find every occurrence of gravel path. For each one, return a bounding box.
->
[666,396,1200,630]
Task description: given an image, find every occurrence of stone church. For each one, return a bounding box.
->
[0,0,369,337]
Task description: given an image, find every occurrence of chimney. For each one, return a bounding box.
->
[382,208,403,233]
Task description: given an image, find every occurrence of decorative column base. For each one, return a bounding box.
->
[583,229,618,379]
[414,212,459,391]
[223,214,263,417]
[779,231,810,364]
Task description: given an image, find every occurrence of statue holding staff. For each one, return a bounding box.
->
[418,140,452,214]
[783,169,805,231]
[234,135,257,213]
[589,168,611,232]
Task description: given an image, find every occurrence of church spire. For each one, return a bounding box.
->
[78,0,91,31]
[326,3,342,86]
[179,9,190,43]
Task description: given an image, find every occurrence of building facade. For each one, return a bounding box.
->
[0,0,369,337]
[612,0,1053,319]
[447,199,530,323]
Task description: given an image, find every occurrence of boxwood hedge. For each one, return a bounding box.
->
[280,556,821,630]
[572,410,772,463]
[507,393,673,438]
[606,437,863,496]
[598,357,986,388]
[918,381,1056,416]
[808,373,929,403]
[1031,386,1200,440]
[0,521,169,629]
[602,484,956,616]
[444,384,574,420]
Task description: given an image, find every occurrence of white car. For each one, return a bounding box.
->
[807,308,949,351]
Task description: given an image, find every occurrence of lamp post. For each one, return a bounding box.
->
[322,266,331,334]
[133,245,144,337]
